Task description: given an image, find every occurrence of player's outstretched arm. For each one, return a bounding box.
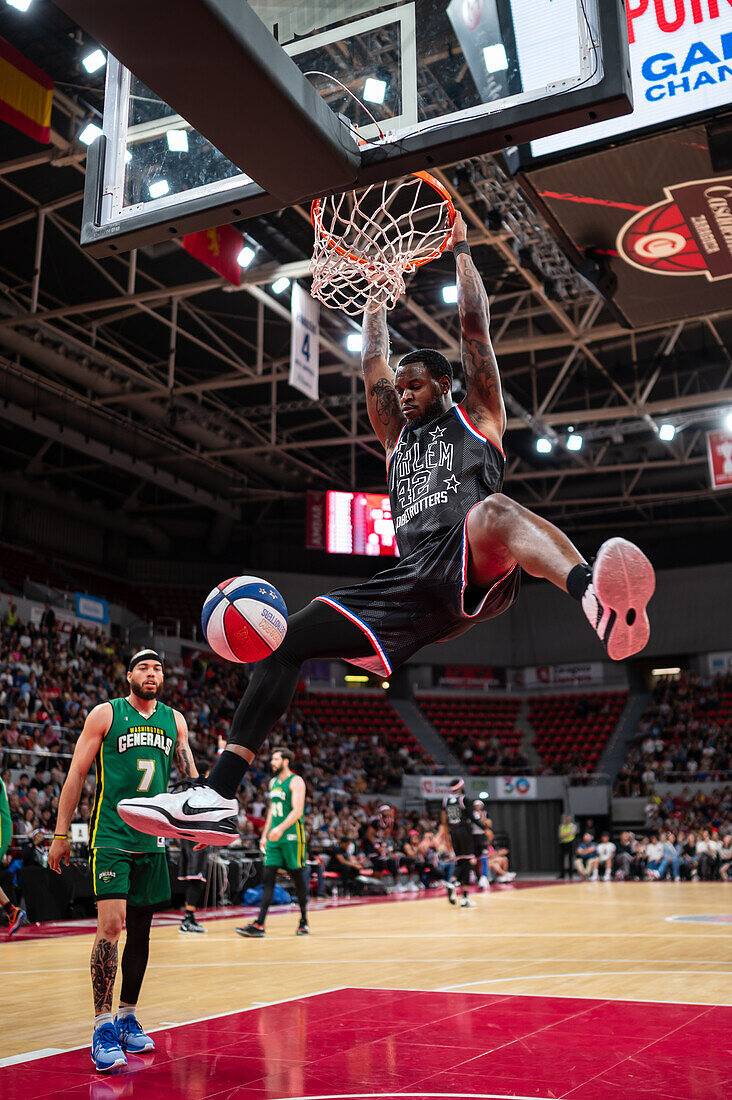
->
[361,304,405,456]
[49,702,111,872]
[450,213,506,441]
[173,711,199,780]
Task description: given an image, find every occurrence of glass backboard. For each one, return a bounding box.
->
[60,0,631,254]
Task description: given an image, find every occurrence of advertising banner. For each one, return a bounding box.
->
[75,593,110,624]
[509,663,604,687]
[419,776,463,799]
[707,429,732,490]
[499,776,538,799]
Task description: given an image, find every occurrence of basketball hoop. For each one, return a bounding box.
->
[310,172,455,316]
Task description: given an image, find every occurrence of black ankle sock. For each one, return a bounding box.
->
[567,562,592,601]
[2,900,12,915]
[208,749,249,800]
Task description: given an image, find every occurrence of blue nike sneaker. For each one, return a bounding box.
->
[115,1013,155,1053]
[91,1022,127,1072]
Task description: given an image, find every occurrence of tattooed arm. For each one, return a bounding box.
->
[361,305,405,457]
[173,711,198,781]
[451,213,506,441]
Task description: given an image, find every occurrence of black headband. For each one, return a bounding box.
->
[128,649,164,673]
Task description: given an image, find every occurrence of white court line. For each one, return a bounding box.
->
[353,984,729,1008]
[4,956,731,977]
[0,1048,67,1067]
[439,971,732,989]
[0,985,346,1069]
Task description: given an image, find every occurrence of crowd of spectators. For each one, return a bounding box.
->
[615,672,732,796]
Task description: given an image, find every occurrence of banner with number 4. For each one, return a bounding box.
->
[289,283,320,400]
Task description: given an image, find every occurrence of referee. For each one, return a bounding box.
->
[439,778,476,908]
[236,746,309,937]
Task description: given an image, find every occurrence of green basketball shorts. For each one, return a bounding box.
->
[264,827,307,871]
[91,848,171,907]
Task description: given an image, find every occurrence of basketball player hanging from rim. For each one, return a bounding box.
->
[118,210,656,846]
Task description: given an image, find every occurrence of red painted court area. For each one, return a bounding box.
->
[1,987,729,1100]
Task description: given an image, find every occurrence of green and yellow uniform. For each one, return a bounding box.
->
[89,697,176,906]
[1,777,13,862]
[264,773,306,871]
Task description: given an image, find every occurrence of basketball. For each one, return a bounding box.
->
[201,576,288,663]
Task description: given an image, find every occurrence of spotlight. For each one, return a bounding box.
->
[566,433,583,451]
[82,48,106,73]
[166,129,189,152]
[381,680,390,689]
[725,410,732,431]
[536,437,553,454]
[442,284,458,304]
[658,423,675,442]
[124,149,132,163]
[6,0,33,10]
[79,123,103,146]
[483,44,509,73]
[363,77,387,104]
[148,179,170,199]
[237,245,255,268]
[272,276,290,294]
[346,333,362,353]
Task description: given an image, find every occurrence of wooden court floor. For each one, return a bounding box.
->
[1,881,731,1061]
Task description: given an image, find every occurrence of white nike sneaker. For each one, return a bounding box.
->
[478,875,489,889]
[460,896,476,908]
[117,782,239,846]
[582,538,655,661]
[496,872,516,883]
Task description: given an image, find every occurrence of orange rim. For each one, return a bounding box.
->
[311,171,455,271]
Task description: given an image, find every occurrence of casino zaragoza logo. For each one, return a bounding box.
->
[617,176,732,281]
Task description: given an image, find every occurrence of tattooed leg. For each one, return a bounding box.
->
[92,899,125,1015]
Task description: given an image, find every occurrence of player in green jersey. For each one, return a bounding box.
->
[236,745,309,938]
[0,776,27,936]
[49,649,198,1072]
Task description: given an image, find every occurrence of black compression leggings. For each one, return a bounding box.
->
[256,865,309,925]
[208,601,371,798]
[120,905,154,1005]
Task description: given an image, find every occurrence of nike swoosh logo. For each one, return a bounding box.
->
[181,799,227,816]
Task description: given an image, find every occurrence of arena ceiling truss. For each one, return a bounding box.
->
[0,5,730,572]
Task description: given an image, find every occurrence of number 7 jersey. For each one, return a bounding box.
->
[90,697,176,852]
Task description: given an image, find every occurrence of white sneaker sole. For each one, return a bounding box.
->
[593,538,655,660]
[118,800,238,846]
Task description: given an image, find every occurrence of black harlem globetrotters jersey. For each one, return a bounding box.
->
[388,405,505,557]
[443,793,473,831]
[317,402,520,676]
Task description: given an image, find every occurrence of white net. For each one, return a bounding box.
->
[310,173,454,316]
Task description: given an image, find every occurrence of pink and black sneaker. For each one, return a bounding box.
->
[582,538,655,661]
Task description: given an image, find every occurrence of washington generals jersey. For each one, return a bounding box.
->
[388,404,505,557]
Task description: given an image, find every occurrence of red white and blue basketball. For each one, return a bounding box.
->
[201,576,288,663]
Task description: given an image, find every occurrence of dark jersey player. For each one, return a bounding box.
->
[439,778,476,907]
[117,212,656,846]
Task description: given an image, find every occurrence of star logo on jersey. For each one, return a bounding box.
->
[429,424,447,440]
[444,474,460,493]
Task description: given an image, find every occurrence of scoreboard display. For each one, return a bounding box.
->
[325,491,398,557]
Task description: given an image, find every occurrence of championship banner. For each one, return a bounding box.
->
[707,429,732,490]
[0,37,53,144]
[289,283,320,400]
[499,776,537,800]
[182,225,244,286]
[419,776,463,799]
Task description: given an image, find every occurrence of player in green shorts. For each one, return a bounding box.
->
[49,649,199,1072]
[236,745,309,938]
[0,775,27,936]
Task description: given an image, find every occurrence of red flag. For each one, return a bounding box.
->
[182,225,243,286]
[707,430,732,491]
[0,37,53,144]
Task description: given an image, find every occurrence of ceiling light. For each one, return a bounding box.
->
[166,129,189,152]
[725,410,732,431]
[381,681,390,689]
[237,245,255,268]
[536,437,553,454]
[272,276,290,294]
[658,423,675,442]
[363,77,387,104]
[79,123,104,146]
[442,284,458,304]
[148,179,170,199]
[566,433,583,451]
[82,49,106,73]
[6,0,33,11]
[345,674,369,683]
[483,44,509,73]
[652,667,680,676]
[346,333,362,353]
[124,149,132,163]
